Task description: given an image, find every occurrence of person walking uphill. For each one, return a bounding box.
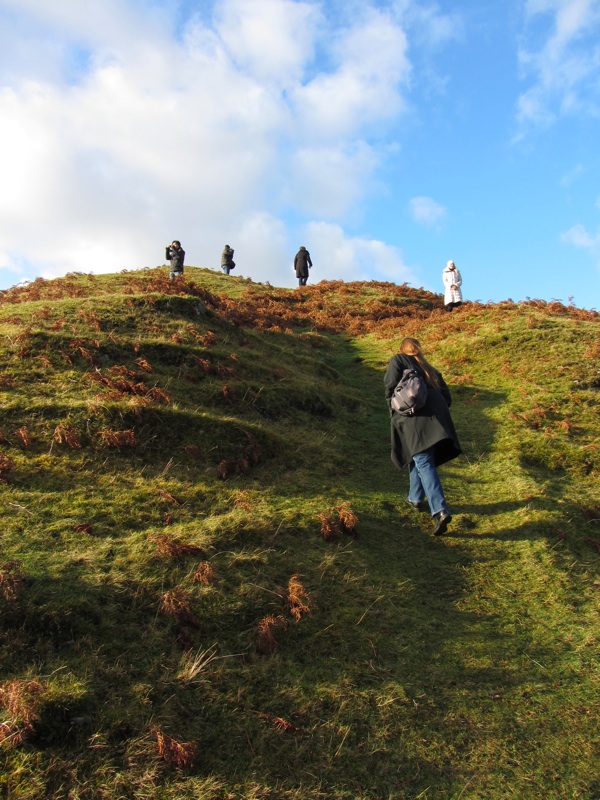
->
[443,260,462,312]
[221,245,235,275]
[166,241,185,282]
[294,246,312,287]
[384,337,462,535]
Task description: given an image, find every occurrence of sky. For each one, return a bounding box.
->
[1,0,600,309]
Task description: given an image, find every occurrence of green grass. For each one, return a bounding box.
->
[0,268,598,799]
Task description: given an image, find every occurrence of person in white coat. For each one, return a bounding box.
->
[443,260,463,312]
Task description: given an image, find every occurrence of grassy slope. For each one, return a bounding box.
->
[0,267,598,800]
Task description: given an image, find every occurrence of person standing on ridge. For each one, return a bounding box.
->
[443,260,463,312]
[165,240,185,282]
[221,245,235,275]
[294,246,312,287]
[384,337,461,536]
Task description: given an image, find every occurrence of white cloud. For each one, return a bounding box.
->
[294,7,411,141]
[0,0,458,289]
[561,223,600,248]
[213,0,321,87]
[559,162,585,186]
[408,196,447,228]
[516,0,600,132]
[303,221,418,285]
[287,142,379,219]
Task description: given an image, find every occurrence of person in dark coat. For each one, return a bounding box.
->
[384,337,461,535]
[221,245,235,275]
[294,246,312,286]
[165,240,185,281]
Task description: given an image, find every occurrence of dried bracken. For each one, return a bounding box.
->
[0,679,44,748]
[154,728,197,769]
[233,491,253,511]
[160,589,201,628]
[258,712,303,733]
[146,386,173,404]
[192,561,215,586]
[150,534,204,560]
[109,365,144,380]
[72,523,93,534]
[193,356,212,374]
[217,458,249,481]
[157,489,181,505]
[256,614,288,655]
[0,561,28,602]
[0,455,15,482]
[135,357,153,373]
[198,330,216,347]
[581,506,600,523]
[286,575,311,622]
[318,502,359,541]
[53,425,83,449]
[84,368,171,404]
[337,502,359,534]
[182,444,202,459]
[242,431,262,466]
[14,427,33,449]
[217,431,263,480]
[99,429,137,448]
[0,374,14,388]
[221,385,236,403]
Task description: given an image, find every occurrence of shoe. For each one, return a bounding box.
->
[406,497,427,512]
[433,510,452,535]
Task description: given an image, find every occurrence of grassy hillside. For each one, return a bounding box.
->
[0,267,598,800]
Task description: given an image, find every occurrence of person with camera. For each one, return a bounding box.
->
[165,241,185,281]
[221,245,235,275]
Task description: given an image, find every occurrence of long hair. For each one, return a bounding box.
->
[399,337,441,389]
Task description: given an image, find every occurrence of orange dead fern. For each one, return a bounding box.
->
[53,425,82,449]
[0,455,15,482]
[286,575,311,622]
[256,615,288,655]
[0,679,44,749]
[99,429,137,448]
[0,561,28,602]
[14,427,33,449]
[318,502,358,541]
[192,562,215,586]
[149,534,204,560]
[134,357,153,373]
[182,444,202,459]
[160,589,201,628]
[154,728,197,769]
[258,712,303,733]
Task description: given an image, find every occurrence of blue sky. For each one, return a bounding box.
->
[1,0,600,308]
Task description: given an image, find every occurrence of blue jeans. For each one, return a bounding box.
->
[408,447,448,516]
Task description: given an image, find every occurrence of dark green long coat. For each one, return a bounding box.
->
[383,354,462,470]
